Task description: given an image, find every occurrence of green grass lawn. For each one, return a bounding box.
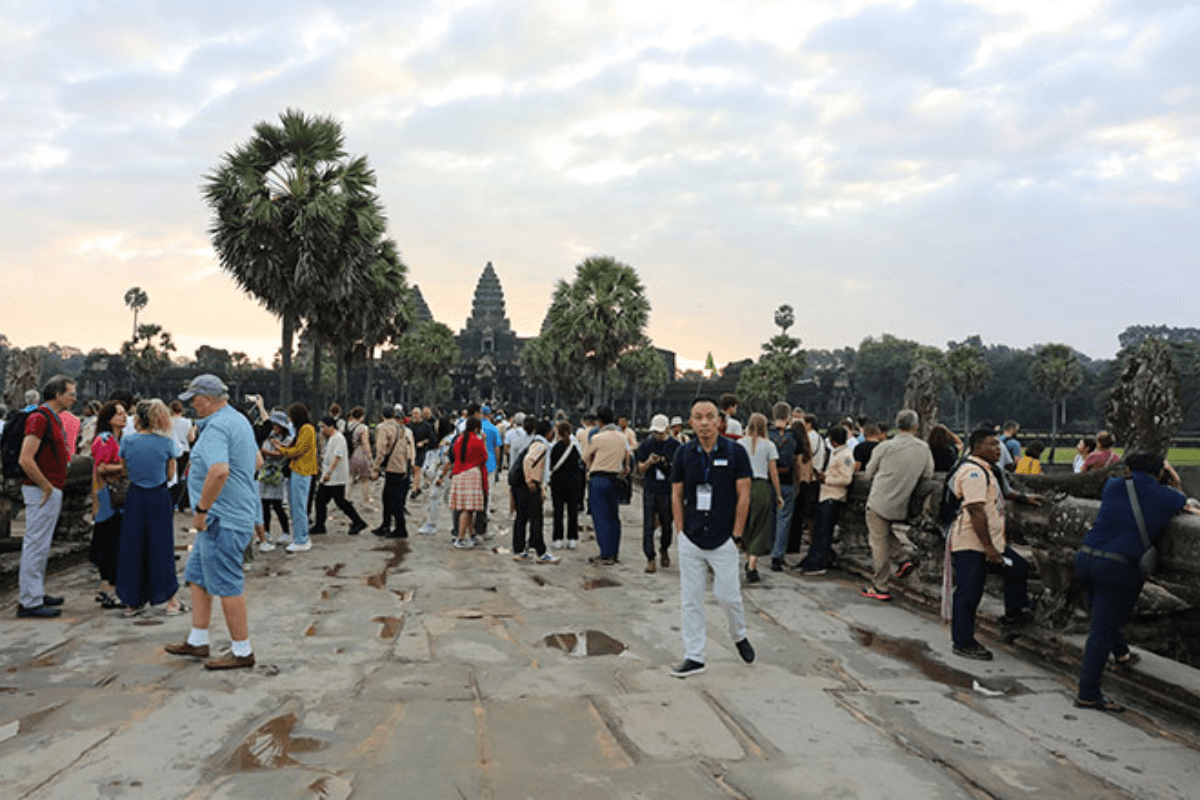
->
[1045,447,1200,466]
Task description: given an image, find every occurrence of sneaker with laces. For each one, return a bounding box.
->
[453,538,476,550]
[285,541,312,553]
[861,585,892,601]
[551,540,564,549]
[567,540,578,550]
[671,658,706,678]
[258,541,276,553]
[513,550,531,562]
[275,534,293,545]
[735,638,755,664]
[536,552,560,565]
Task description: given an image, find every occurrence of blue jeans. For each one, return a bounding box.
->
[642,491,673,561]
[289,473,312,545]
[589,475,621,559]
[1076,551,1142,701]
[799,499,842,570]
[951,547,1030,648]
[770,484,796,561]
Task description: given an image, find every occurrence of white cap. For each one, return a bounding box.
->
[670,416,684,427]
[649,414,669,433]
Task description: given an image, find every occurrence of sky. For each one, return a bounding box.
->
[2,0,1197,371]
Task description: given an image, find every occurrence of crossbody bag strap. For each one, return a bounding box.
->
[550,443,574,475]
[1125,477,1152,553]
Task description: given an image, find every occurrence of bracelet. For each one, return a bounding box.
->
[196,506,209,514]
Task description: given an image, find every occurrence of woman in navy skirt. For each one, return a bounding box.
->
[116,399,183,614]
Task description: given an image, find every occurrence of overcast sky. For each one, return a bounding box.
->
[2,0,1196,370]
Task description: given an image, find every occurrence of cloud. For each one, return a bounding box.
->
[1,0,1197,370]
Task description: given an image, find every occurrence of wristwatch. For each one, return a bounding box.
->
[196,506,209,514]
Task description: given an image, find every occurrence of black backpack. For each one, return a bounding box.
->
[938,456,992,528]
[1,407,52,480]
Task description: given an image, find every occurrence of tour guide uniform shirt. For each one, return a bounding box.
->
[671,435,752,550]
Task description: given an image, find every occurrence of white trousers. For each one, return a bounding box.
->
[20,486,62,608]
[679,535,747,663]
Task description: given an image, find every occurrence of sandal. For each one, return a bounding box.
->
[1113,652,1140,668]
[1074,696,1125,713]
[101,594,128,610]
[165,602,189,616]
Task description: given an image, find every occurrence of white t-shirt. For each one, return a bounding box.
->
[172,415,192,454]
[739,436,779,480]
[323,430,351,486]
[725,418,744,436]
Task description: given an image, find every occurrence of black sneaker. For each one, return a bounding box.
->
[17,604,61,619]
[952,642,994,661]
[42,595,65,607]
[309,527,328,535]
[770,558,783,572]
[347,522,367,536]
[745,568,761,583]
[371,527,388,537]
[999,609,1035,626]
[735,638,755,664]
[671,658,706,678]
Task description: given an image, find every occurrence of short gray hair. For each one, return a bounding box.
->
[895,409,919,432]
[24,389,40,406]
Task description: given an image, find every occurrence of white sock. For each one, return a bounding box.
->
[187,628,209,647]
[231,639,253,657]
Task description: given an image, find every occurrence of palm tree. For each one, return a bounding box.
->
[307,237,411,405]
[124,287,148,338]
[1029,343,1084,460]
[944,344,991,433]
[203,108,389,405]
[541,255,650,407]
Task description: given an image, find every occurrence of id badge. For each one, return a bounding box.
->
[696,483,713,511]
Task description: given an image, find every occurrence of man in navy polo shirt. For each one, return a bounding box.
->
[670,396,756,677]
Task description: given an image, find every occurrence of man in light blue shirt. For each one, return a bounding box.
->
[166,375,260,671]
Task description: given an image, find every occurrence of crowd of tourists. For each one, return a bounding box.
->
[3,377,1197,706]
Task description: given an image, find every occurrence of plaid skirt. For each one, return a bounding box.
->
[449,468,485,511]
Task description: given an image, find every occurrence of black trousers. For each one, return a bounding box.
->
[262,499,289,534]
[381,471,410,536]
[551,480,579,541]
[316,484,366,529]
[513,483,546,556]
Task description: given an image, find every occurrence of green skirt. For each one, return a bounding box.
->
[745,478,775,557]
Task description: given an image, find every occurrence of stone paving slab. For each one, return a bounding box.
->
[2,489,1199,798]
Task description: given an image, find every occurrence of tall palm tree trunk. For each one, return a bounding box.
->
[280,316,295,406]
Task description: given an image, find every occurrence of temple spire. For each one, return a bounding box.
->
[463,261,512,333]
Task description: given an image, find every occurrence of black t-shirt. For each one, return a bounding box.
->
[853,440,879,469]
[409,420,433,457]
[671,436,752,549]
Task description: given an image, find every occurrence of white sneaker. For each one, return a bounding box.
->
[275,534,293,545]
[567,540,578,550]
[536,552,560,565]
[258,541,276,552]
[453,538,476,550]
[285,541,312,553]
[417,524,437,535]
[242,562,253,571]
[551,540,563,550]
